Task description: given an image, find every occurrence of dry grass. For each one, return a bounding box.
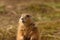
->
[0,0,60,40]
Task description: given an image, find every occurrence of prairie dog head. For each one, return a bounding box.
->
[19,14,34,26]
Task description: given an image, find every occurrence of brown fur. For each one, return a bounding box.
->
[17,14,39,40]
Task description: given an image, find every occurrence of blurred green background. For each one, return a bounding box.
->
[0,0,60,40]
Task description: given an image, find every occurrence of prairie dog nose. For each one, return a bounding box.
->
[21,18,25,23]
[21,18,24,20]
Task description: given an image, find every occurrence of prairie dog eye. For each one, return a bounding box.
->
[26,15,30,17]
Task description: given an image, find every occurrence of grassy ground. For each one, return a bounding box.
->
[0,0,60,40]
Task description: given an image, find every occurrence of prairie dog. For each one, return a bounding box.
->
[17,14,39,40]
